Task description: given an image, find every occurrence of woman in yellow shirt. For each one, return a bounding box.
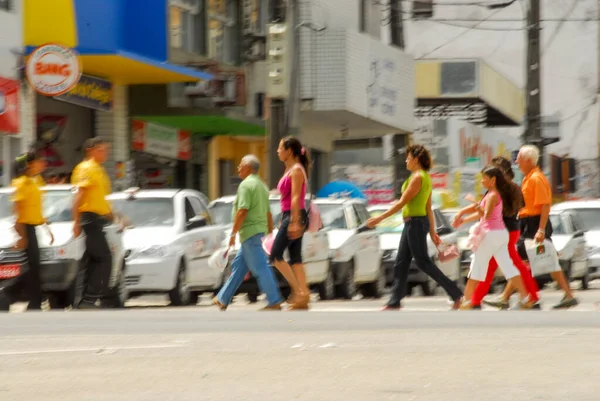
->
[12,150,54,310]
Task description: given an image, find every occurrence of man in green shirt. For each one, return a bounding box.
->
[214,155,284,310]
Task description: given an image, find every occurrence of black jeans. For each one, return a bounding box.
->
[24,224,42,310]
[80,213,112,305]
[387,216,463,307]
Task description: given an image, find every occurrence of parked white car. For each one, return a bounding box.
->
[548,204,594,288]
[208,195,331,300]
[369,204,462,296]
[313,198,383,299]
[0,185,127,309]
[108,188,225,306]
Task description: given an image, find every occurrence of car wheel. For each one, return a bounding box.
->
[360,267,386,299]
[421,281,433,297]
[110,267,129,308]
[189,292,201,305]
[581,274,590,291]
[169,263,191,306]
[318,268,336,301]
[247,291,259,303]
[0,292,11,312]
[337,260,357,300]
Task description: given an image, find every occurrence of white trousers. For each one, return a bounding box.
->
[469,229,520,282]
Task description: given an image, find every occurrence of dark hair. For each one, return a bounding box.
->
[481,165,521,216]
[84,137,106,150]
[490,156,514,180]
[13,149,41,178]
[406,144,432,171]
[282,136,311,174]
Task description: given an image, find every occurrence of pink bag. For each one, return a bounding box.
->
[437,244,460,263]
[262,232,275,255]
[466,222,487,252]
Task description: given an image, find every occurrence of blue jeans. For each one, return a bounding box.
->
[217,233,283,306]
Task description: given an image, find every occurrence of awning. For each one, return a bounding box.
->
[23,0,213,85]
[135,116,266,137]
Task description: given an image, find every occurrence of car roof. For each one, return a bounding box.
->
[0,185,74,194]
[108,189,182,200]
[314,197,366,205]
[552,200,600,211]
[211,194,313,205]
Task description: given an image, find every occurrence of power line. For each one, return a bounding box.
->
[417,7,504,58]
[422,19,528,30]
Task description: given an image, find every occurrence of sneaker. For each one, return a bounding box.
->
[213,297,228,311]
[509,301,535,310]
[552,297,579,310]
[381,304,401,311]
[483,298,510,310]
[76,300,101,310]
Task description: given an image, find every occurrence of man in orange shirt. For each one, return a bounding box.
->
[488,145,577,309]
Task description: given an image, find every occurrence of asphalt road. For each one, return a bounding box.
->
[1,286,600,401]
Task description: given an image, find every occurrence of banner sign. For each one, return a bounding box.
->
[415,103,487,124]
[132,120,191,160]
[0,77,19,134]
[54,75,112,112]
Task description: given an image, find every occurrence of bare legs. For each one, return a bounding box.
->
[272,260,310,309]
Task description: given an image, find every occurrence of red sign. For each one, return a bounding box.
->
[431,173,448,189]
[0,77,19,134]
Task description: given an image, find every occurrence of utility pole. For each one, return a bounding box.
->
[266,0,289,188]
[525,0,543,168]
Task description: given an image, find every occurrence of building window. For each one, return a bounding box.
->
[170,0,207,55]
[0,0,12,12]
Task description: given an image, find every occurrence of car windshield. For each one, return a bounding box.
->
[209,201,234,225]
[571,208,600,231]
[111,198,175,227]
[369,209,404,233]
[316,204,347,229]
[549,214,566,235]
[0,189,74,223]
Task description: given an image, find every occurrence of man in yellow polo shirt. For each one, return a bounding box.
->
[72,138,113,309]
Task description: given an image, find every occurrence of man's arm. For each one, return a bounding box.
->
[267,212,274,234]
[231,209,249,237]
[538,204,550,233]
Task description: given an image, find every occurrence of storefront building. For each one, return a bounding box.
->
[21,0,213,189]
[413,59,525,207]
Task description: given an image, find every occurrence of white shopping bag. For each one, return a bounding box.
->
[524,239,561,276]
[209,247,231,271]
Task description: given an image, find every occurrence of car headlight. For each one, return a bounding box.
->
[40,246,69,261]
[130,245,169,259]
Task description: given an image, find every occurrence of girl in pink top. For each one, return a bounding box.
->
[453,166,532,310]
[270,136,311,310]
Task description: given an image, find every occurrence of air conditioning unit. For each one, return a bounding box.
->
[183,81,213,97]
[244,40,266,62]
[213,78,237,107]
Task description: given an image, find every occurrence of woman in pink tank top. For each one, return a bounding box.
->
[270,136,311,310]
[452,166,533,310]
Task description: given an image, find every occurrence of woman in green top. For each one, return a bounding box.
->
[367,145,463,310]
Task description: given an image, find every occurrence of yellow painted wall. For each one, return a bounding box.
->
[479,62,525,124]
[208,136,267,199]
[415,61,441,98]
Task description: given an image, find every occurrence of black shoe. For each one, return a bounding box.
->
[531,302,542,310]
[552,297,579,310]
[472,304,482,310]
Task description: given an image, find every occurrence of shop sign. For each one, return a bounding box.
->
[26,44,81,97]
[54,75,112,112]
[415,103,487,125]
[0,77,19,134]
[132,120,191,161]
[431,173,448,189]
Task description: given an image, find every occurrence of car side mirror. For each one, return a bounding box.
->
[436,226,452,236]
[187,215,207,230]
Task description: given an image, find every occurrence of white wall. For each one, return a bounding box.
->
[396,0,598,159]
[0,4,20,79]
